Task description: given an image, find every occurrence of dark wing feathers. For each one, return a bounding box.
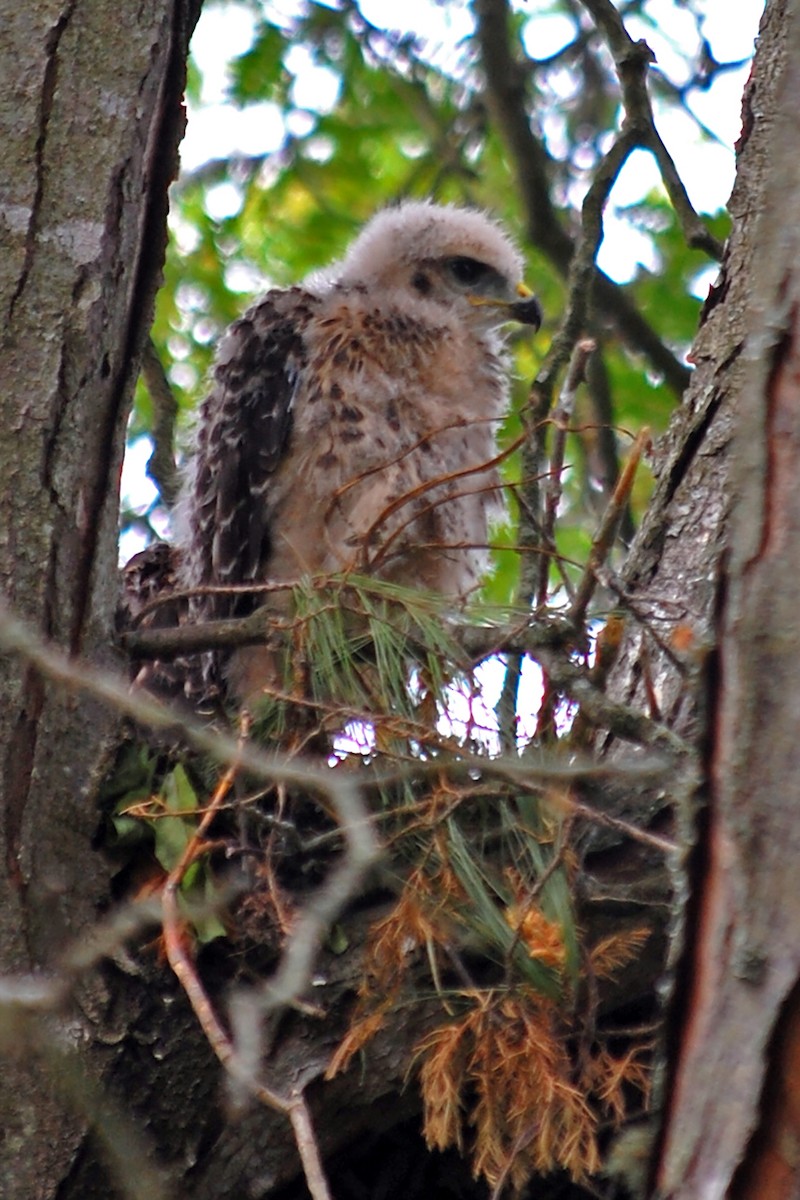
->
[122,287,317,707]
[187,287,316,616]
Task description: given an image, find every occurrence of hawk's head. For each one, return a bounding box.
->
[335,201,542,332]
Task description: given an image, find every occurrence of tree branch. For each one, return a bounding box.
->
[473,0,691,395]
[140,337,180,509]
[0,597,382,1006]
[580,0,725,260]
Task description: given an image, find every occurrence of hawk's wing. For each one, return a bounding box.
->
[185,287,317,618]
[119,539,201,703]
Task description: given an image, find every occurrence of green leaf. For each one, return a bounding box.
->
[153,766,199,872]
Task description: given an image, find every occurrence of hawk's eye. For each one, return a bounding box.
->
[447,256,489,286]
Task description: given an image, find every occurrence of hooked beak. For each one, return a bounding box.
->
[468,282,542,330]
[509,282,543,329]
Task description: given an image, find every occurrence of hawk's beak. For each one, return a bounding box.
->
[507,282,542,329]
[467,282,542,330]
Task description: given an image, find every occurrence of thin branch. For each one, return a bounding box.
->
[536,338,597,608]
[127,577,296,626]
[0,600,374,1200]
[553,793,678,854]
[140,338,180,508]
[595,566,694,673]
[119,582,686,756]
[479,0,696,762]
[495,392,552,750]
[125,605,274,658]
[533,124,641,401]
[579,0,725,260]
[647,128,724,258]
[569,427,651,625]
[583,350,635,544]
[157,726,335,1196]
[0,598,382,1001]
[473,0,690,395]
[121,597,577,663]
[535,645,685,754]
[287,1095,334,1200]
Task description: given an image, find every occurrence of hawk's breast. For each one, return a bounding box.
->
[262,296,508,596]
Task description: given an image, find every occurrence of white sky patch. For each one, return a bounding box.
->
[697,0,765,59]
[438,662,503,752]
[225,260,269,295]
[520,11,575,60]
[597,1,764,277]
[595,148,662,281]
[359,0,475,73]
[690,261,720,301]
[332,721,377,760]
[521,0,764,279]
[178,0,763,231]
[328,654,545,761]
[286,45,341,112]
[190,3,257,103]
[181,102,286,171]
[121,436,158,513]
[119,436,171,563]
[515,656,546,746]
[181,3,283,170]
[204,180,244,221]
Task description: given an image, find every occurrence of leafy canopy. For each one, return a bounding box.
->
[127,0,749,598]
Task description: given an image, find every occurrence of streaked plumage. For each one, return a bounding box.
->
[133,202,540,704]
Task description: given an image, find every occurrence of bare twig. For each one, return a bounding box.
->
[140,338,180,508]
[118,579,687,760]
[534,644,685,754]
[473,0,691,394]
[161,728,255,1065]
[534,125,642,402]
[0,598,382,1001]
[157,723,336,1195]
[595,566,694,673]
[127,577,297,626]
[584,351,635,544]
[288,1093,334,1200]
[579,0,725,260]
[121,593,576,663]
[495,394,552,750]
[124,604,274,658]
[0,599,375,1200]
[536,338,597,608]
[552,794,678,855]
[569,427,651,625]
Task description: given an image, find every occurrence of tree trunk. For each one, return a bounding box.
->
[652,2,800,1195]
[0,2,198,1196]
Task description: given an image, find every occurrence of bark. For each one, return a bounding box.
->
[653,2,800,1195]
[0,1,198,1196]
[544,1,800,1194]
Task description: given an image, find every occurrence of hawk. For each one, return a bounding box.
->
[133,202,541,704]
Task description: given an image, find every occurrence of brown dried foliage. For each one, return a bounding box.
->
[328,844,653,1193]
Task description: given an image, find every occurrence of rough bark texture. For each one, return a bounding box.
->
[556,2,800,1194]
[0,1,198,1196]
[654,2,800,1196]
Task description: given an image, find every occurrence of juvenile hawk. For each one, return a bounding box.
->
[141,202,541,703]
